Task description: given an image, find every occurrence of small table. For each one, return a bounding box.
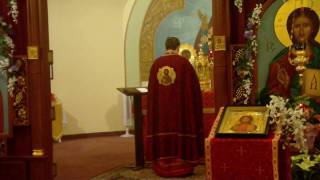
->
[117,87,147,169]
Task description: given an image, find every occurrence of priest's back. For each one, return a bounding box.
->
[146,52,203,177]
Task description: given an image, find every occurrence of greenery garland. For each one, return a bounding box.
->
[0,0,18,97]
[292,154,320,180]
[234,0,243,13]
[0,18,14,75]
[233,3,262,104]
[8,0,18,23]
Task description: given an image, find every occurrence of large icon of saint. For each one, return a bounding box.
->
[261,2,320,106]
[261,1,320,144]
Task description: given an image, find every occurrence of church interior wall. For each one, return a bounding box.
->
[46,0,213,135]
[47,0,132,135]
[125,0,212,86]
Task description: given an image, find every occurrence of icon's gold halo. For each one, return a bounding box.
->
[179,43,196,64]
[274,0,320,47]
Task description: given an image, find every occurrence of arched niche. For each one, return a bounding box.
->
[125,0,212,86]
[124,0,149,87]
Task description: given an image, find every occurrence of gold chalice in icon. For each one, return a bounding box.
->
[289,48,309,85]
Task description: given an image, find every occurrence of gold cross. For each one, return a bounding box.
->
[236,146,245,156]
[221,163,229,172]
[257,166,264,175]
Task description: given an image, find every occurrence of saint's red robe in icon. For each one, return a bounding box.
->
[146,54,203,177]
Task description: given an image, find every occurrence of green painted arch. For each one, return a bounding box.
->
[124,0,151,87]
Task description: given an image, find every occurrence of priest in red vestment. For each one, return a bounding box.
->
[146,37,203,177]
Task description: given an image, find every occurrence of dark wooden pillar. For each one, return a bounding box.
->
[0,0,52,179]
[213,0,231,113]
[27,0,52,179]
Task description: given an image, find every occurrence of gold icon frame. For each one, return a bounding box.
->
[216,106,270,138]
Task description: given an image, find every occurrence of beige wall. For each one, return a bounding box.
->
[48,0,132,135]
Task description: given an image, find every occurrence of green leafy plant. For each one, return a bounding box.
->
[292,154,320,180]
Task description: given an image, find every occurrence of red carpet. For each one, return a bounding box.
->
[54,136,134,180]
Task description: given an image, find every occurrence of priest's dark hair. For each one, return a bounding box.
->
[165,37,180,50]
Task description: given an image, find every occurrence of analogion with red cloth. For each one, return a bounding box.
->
[147,54,203,177]
[205,107,292,180]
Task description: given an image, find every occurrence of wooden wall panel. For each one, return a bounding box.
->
[213,0,231,113]
[7,127,32,156]
[1,0,52,179]
[0,161,27,180]
[30,159,47,180]
[13,0,28,55]
[0,157,47,180]
[29,74,42,146]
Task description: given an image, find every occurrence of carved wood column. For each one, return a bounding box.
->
[212,0,231,113]
[27,0,52,179]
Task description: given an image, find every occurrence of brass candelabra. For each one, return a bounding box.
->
[194,48,213,92]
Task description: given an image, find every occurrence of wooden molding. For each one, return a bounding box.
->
[61,131,134,141]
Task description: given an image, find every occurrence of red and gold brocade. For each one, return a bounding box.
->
[266,53,296,98]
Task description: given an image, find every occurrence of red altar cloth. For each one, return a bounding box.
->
[142,90,215,134]
[205,107,292,180]
[202,91,215,138]
[141,90,215,154]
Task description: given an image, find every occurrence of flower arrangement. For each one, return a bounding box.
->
[0,17,14,73]
[0,1,19,97]
[233,3,262,104]
[234,0,243,13]
[8,0,19,23]
[267,95,308,152]
[291,154,320,180]
[0,20,17,97]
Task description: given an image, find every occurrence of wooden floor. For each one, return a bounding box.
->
[53,135,134,180]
